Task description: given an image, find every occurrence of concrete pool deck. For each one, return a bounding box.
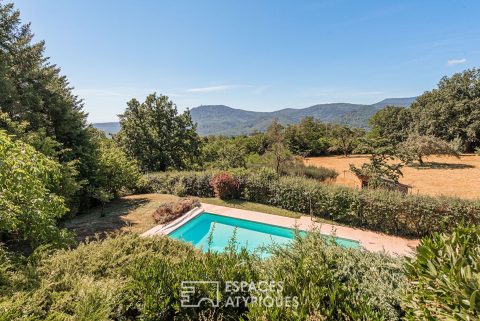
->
[143,203,419,257]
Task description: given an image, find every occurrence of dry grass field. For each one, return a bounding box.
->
[305,154,480,200]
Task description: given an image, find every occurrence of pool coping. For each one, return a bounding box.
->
[142,203,419,257]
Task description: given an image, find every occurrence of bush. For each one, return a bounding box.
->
[141,170,480,237]
[247,232,405,320]
[0,233,405,320]
[139,171,215,197]
[152,198,200,224]
[403,225,480,320]
[210,171,241,199]
[281,163,338,181]
[0,131,74,250]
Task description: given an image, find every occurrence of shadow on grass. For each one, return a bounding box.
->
[410,162,475,170]
[63,197,149,242]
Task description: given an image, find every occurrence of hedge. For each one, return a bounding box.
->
[139,169,480,237]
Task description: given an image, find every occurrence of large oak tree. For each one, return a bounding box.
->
[117,93,201,171]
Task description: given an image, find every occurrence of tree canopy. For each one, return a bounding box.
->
[410,68,480,152]
[117,93,201,171]
[0,131,73,249]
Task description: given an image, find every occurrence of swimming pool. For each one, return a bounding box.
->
[168,212,360,253]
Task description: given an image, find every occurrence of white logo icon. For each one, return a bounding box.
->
[180,281,220,307]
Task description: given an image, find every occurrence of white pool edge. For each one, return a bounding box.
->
[141,206,204,237]
[142,203,419,257]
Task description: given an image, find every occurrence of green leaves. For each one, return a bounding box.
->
[117,93,201,172]
[143,170,480,237]
[0,131,72,248]
[403,226,480,320]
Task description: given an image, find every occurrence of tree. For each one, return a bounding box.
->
[117,93,201,171]
[264,120,293,174]
[399,134,459,166]
[88,129,140,215]
[0,2,116,212]
[201,136,248,169]
[410,68,480,152]
[0,130,73,249]
[284,117,330,156]
[328,125,364,157]
[369,106,413,145]
[350,152,404,187]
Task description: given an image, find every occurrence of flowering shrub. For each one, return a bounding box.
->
[152,197,200,224]
[210,171,241,199]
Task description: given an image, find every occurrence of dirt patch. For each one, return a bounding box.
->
[305,154,480,200]
[63,194,179,242]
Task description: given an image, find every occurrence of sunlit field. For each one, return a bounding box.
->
[305,154,480,200]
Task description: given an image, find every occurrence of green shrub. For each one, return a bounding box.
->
[0,233,406,320]
[247,232,405,320]
[0,131,74,249]
[281,163,338,181]
[403,225,480,320]
[141,170,480,237]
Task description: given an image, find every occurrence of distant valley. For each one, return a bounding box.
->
[93,97,416,136]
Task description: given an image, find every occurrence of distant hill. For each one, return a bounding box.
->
[92,122,120,136]
[92,97,416,136]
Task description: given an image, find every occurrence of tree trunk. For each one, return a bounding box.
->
[418,156,424,165]
[100,202,105,217]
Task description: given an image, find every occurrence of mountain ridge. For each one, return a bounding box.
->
[93,97,416,136]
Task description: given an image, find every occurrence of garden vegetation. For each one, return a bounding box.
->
[140,169,480,237]
[1,2,479,319]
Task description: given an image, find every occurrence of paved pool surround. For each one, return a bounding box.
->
[142,203,419,257]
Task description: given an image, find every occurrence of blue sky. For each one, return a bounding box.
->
[13,0,480,122]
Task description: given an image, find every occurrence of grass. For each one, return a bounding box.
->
[200,198,342,225]
[200,197,304,219]
[63,194,179,241]
[305,154,480,200]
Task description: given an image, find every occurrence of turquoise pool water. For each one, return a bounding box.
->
[168,212,360,253]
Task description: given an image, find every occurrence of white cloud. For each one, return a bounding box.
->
[447,58,466,66]
[187,85,243,93]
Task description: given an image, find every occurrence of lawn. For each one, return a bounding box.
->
[200,198,302,218]
[305,154,480,200]
[63,194,179,241]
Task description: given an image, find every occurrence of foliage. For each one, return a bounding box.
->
[247,233,405,320]
[284,117,330,156]
[200,136,248,169]
[411,68,480,152]
[0,3,109,212]
[369,106,413,145]
[399,133,459,165]
[280,160,338,181]
[327,124,365,157]
[152,197,200,224]
[0,131,73,249]
[350,152,404,186]
[0,233,406,320]
[87,129,140,213]
[403,225,480,320]
[117,93,201,171]
[142,170,480,237]
[210,172,241,199]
